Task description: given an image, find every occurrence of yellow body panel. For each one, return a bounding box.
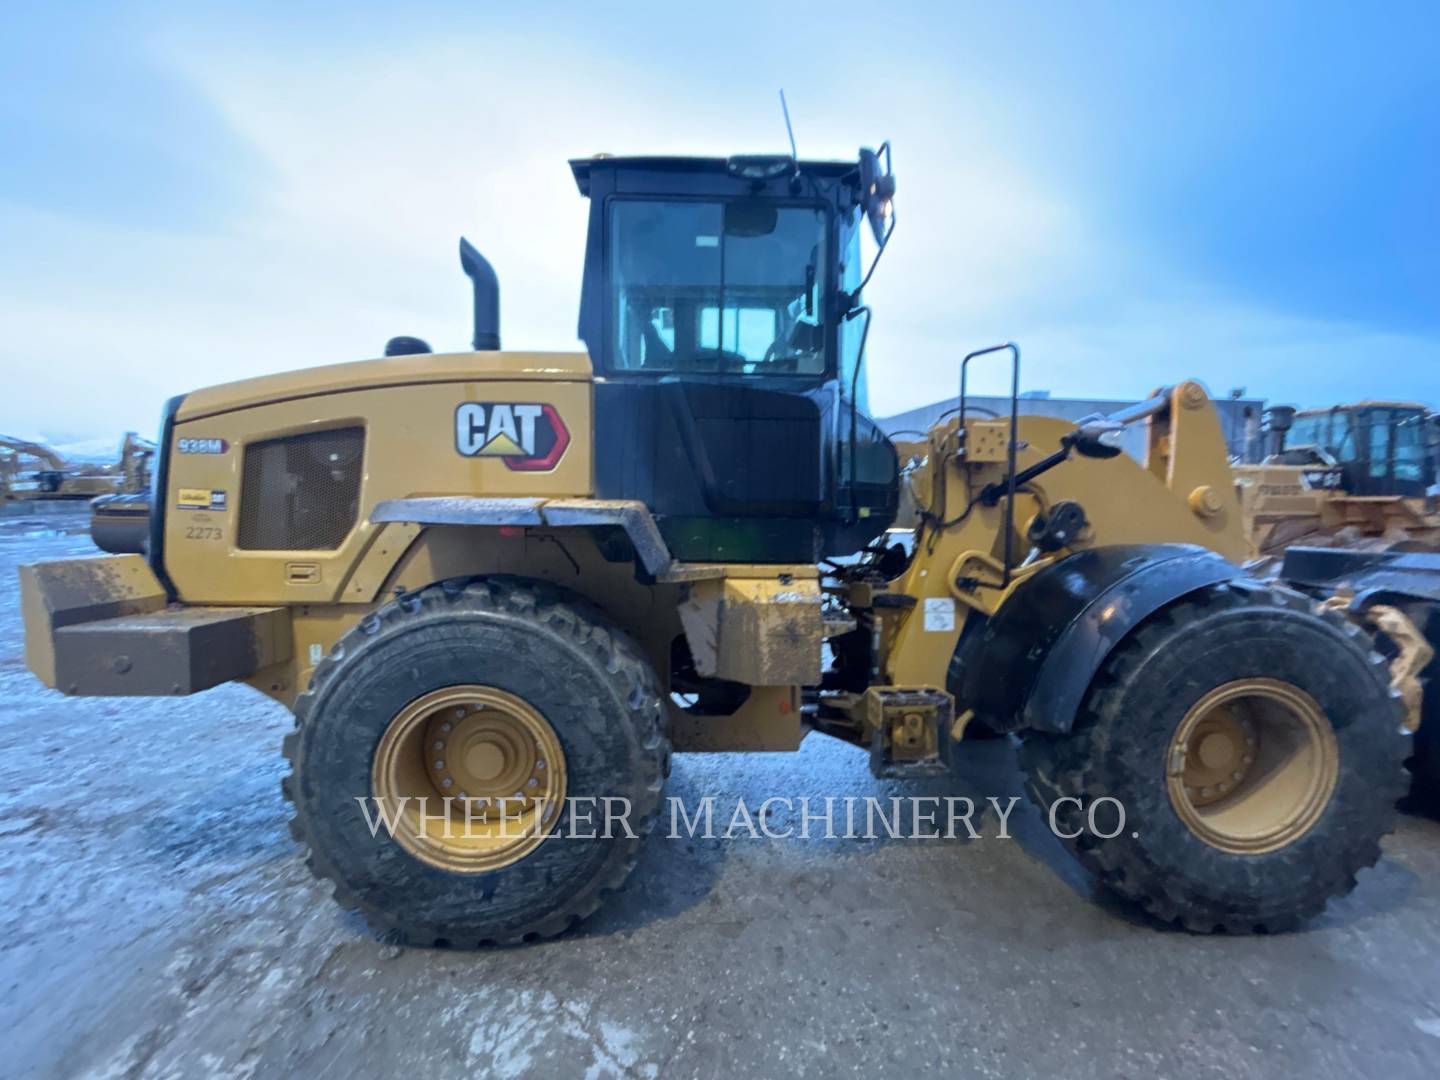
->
[177,351,591,420]
[165,361,593,604]
[677,575,824,686]
[884,383,1246,686]
[258,525,677,704]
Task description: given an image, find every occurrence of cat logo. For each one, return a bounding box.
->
[454,402,571,471]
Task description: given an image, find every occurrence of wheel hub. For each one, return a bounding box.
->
[1166,678,1338,854]
[372,685,567,872]
[423,704,551,818]
[1179,709,1257,806]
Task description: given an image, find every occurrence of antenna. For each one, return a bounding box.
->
[779,89,798,160]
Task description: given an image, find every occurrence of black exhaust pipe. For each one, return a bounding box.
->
[459,237,500,350]
[1264,405,1296,455]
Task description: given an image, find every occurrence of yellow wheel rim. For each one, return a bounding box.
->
[372,685,567,872]
[1166,678,1338,855]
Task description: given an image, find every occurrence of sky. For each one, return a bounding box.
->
[2,0,1437,450]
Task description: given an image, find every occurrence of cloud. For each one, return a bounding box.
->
[867,288,1440,418]
[0,22,1077,438]
[1,8,1436,448]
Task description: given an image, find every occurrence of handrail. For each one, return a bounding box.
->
[959,343,1021,586]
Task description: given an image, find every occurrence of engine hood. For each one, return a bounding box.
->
[176,350,592,422]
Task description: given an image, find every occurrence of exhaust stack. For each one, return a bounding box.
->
[459,237,501,351]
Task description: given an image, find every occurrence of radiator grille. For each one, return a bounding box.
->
[237,427,364,550]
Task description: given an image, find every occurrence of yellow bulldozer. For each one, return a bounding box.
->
[1236,401,1440,559]
[20,148,1415,945]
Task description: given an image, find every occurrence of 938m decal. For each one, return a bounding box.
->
[455,402,570,471]
[176,437,229,455]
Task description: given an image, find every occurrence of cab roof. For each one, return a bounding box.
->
[1294,400,1429,416]
[569,154,859,197]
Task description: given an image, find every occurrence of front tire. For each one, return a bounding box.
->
[1019,583,1407,933]
[283,577,668,946]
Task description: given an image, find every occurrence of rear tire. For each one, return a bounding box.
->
[1019,583,1407,933]
[283,577,668,946]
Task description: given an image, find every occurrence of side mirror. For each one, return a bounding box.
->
[1065,416,1126,459]
[858,145,896,246]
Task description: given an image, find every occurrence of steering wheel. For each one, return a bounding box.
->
[689,348,749,372]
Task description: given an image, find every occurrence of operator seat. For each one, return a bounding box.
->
[639,318,673,369]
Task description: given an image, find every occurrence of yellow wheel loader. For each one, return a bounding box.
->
[20,148,1409,944]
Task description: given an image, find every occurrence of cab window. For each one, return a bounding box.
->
[1332,410,1358,463]
[1391,409,1427,482]
[1368,409,1392,478]
[609,199,827,375]
[1287,416,1320,449]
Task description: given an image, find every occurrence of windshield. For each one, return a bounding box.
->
[1290,411,1356,461]
[609,199,827,374]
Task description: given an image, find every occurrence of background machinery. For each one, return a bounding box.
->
[1237,401,1440,558]
[20,147,1410,944]
[1,432,155,503]
[1232,402,1440,805]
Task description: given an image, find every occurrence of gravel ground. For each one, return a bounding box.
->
[2,514,1439,1079]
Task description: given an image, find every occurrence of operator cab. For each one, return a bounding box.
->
[570,151,899,563]
[1277,402,1437,498]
